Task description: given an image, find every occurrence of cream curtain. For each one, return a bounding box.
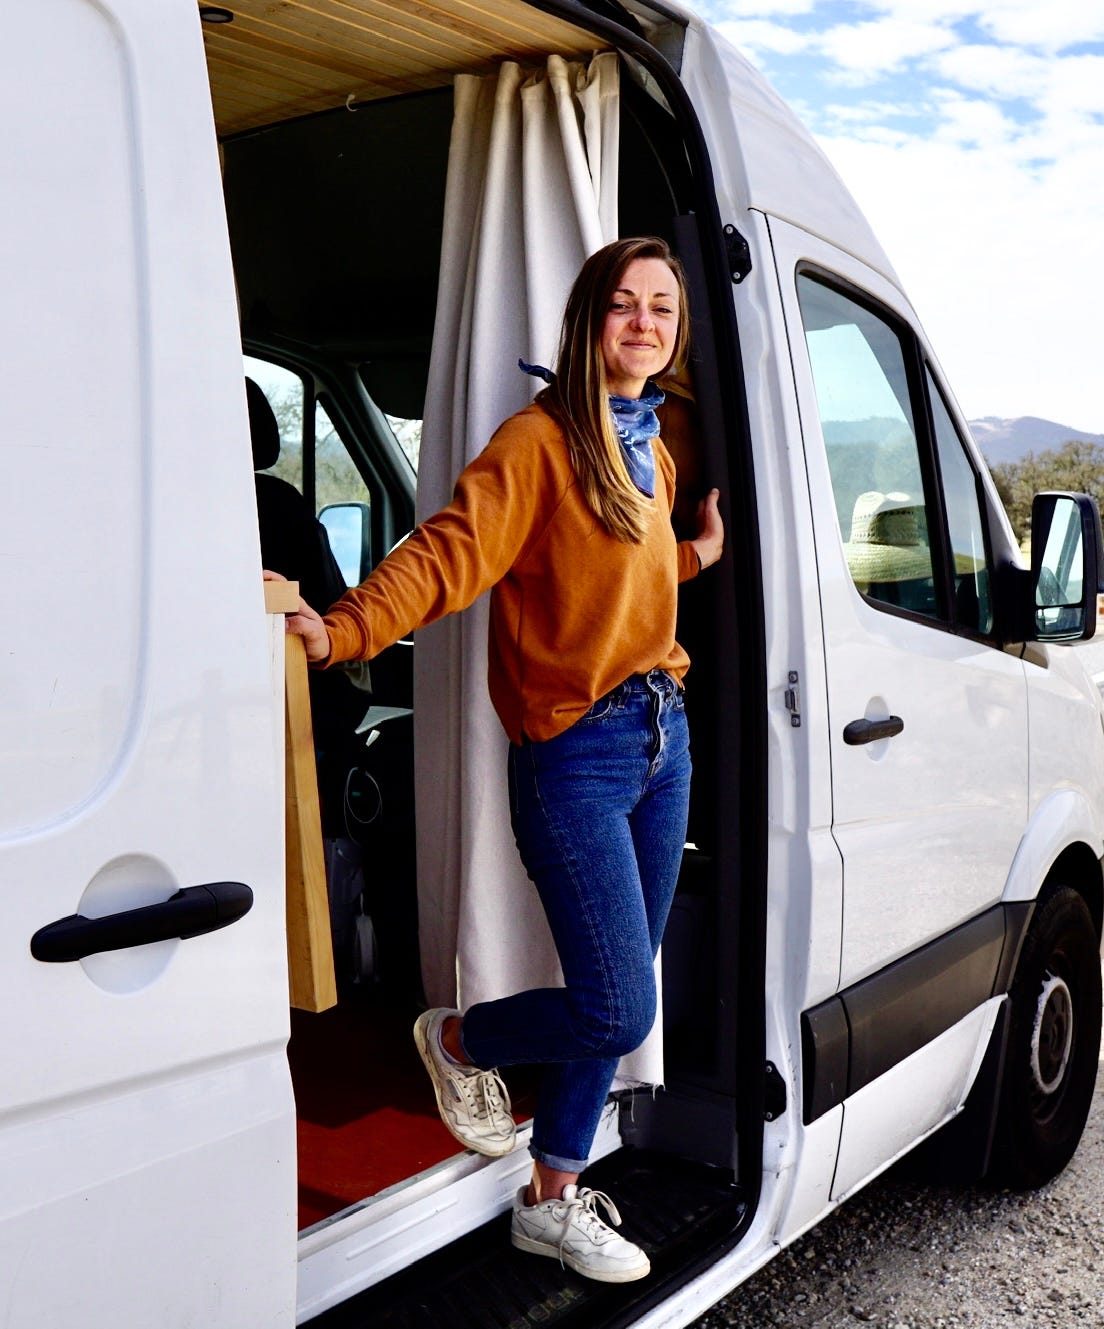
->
[413,53,663,1089]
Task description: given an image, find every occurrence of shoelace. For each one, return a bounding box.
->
[553,1188,622,1264]
[475,1068,512,1124]
[453,1066,512,1130]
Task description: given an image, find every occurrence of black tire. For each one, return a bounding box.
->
[990,886,1102,1189]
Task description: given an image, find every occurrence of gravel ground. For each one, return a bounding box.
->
[691,1048,1104,1328]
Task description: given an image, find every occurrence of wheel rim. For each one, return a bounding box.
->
[1030,971,1074,1102]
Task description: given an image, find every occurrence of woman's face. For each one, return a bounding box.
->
[600,257,680,399]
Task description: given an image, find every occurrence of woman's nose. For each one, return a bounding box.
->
[630,306,654,330]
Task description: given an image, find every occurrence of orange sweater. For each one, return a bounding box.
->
[322,402,700,743]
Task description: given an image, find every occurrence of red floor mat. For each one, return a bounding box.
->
[290,992,534,1231]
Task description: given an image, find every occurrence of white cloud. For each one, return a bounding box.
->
[929,88,1018,148]
[721,0,816,12]
[714,17,813,54]
[931,47,1104,168]
[977,2,1104,51]
[843,1,1104,51]
[1042,53,1104,117]
[816,124,1104,427]
[934,42,1051,101]
[935,44,1104,121]
[823,99,927,124]
[818,16,957,74]
[709,2,1104,52]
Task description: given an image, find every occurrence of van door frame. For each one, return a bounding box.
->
[523,0,769,1253]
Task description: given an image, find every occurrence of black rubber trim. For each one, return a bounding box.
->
[909,994,1012,1183]
[992,900,1034,995]
[518,0,767,1220]
[801,997,849,1123]
[846,906,1005,1091]
[802,901,1034,1122]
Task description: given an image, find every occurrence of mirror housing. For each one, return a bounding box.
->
[320,501,372,587]
[1027,492,1103,642]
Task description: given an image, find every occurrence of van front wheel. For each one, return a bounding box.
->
[990,887,1101,1189]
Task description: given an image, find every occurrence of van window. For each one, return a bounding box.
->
[385,414,422,473]
[316,400,371,512]
[244,356,305,491]
[797,275,937,619]
[926,369,994,635]
[244,356,371,518]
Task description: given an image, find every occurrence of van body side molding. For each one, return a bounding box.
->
[801,901,1033,1123]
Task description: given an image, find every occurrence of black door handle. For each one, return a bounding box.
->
[31,882,253,963]
[843,715,904,746]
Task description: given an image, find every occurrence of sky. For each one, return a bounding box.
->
[681,0,1104,432]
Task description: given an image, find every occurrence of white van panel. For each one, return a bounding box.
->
[0,0,143,836]
[1003,787,1104,904]
[769,1105,844,1246]
[0,1053,293,1327]
[1023,646,1104,839]
[0,3,298,1323]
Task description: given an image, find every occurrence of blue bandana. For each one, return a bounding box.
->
[518,359,664,499]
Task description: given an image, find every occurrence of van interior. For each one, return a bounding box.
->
[204,1,764,1321]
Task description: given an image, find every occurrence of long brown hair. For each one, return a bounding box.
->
[539,237,690,543]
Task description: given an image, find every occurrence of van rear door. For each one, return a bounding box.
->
[0,3,296,1324]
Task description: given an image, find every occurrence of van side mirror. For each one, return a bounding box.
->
[1029,492,1103,642]
[320,501,372,587]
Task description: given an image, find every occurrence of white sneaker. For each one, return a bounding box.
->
[510,1185,651,1283]
[413,1008,516,1157]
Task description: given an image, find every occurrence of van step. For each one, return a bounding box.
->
[303,1150,747,1329]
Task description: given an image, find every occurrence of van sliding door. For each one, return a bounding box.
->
[0,3,297,1324]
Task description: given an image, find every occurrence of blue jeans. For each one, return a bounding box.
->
[460,670,691,1172]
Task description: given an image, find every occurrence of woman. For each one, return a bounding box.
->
[278,236,723,1284]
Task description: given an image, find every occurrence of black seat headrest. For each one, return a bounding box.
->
[246,376,281,471]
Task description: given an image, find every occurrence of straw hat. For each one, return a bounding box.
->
[842,490,933,585]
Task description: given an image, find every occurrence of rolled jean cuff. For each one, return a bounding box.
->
[529,1141,589,1173]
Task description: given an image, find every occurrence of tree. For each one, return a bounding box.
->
[989,441,1104,544]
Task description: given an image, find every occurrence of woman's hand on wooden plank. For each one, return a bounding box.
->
[263,570,332,663]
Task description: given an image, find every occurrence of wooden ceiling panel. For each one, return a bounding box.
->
[202,0,605,135]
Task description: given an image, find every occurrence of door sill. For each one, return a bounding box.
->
[300,1145,749,1329]
[296,1108,622,1323]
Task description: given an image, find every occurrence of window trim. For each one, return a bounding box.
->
[919,360,999,645]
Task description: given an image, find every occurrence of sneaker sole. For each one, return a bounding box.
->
[413,1013,516,1159]
[510,1230,651,1283]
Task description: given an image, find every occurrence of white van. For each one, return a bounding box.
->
[4,1,1103,1326]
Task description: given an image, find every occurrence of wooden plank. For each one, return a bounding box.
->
[264,579,301,613]
[269,580,338,1013]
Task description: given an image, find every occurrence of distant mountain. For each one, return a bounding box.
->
[968,416,1104,466]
